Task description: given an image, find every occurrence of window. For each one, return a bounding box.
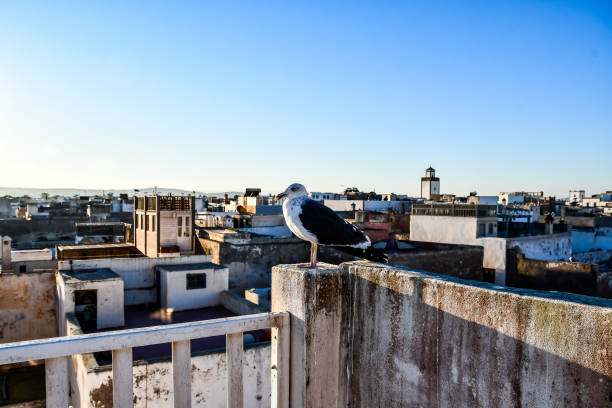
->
[19,265,26,273]
[478,223,485,237]
[135,214,139,229]
[152,215,156,232]
[184,216,190,237]
[141,214,144,229]
[488,223,495,235]
[145,215,149,231]
[186,273,206,290]
[178,216,182,237]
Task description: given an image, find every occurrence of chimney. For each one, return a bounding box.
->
[545,213,555,235]
[1,236,12,272]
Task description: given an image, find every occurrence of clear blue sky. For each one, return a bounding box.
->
[1,1,610,197]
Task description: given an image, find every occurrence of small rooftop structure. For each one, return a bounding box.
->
[244,188,261,197]
[134,195,195,257]
[10,248,53,262]
[56,243,143,260]
[157,262,229,312]
[57,268,125,330]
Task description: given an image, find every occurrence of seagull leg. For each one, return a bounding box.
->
[310,243,318,268]
[299,242,318,268]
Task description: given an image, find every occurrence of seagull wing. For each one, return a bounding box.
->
[298,199,369,247]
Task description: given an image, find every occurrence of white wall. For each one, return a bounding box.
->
[363,200,407,212]
[159,265,228,311]
[410,215,497,245]
[481,237,508,284]
[57,273,124,329]
[58,255,212,305]
[481,233,572,285]
[573,227,612,253]
[498,193,525,205]
[324,199,363,211]
[421,179,440,199]
[507,233,571,262]
[81,344,271,408]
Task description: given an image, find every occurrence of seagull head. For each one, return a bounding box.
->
[275,183,308,201]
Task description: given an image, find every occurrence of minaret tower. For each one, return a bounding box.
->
[420,167,440,199]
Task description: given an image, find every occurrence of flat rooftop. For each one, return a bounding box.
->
[56,243,143,260]
[10,248,53,262]
[157,262,226,272]
[91,305,266,365]
[60,268,121,283]
[57,243,134,251]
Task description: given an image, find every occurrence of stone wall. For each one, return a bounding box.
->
[0,218,85,248]
[388,247,483,281]
[198,236,310,289]
[271,262,612,408]
[0,271,57,343]
[506,252,611,299]
[198,235,359,290]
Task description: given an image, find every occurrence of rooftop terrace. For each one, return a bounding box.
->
[412,203,497,217]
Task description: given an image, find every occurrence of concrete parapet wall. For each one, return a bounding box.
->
[0,271,57,343]
[388,247,483,281]
[272,262,612,408]
[220,290,269,315]
[506,252,607,297]
[573,249,612,264]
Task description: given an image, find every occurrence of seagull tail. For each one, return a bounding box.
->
[332,245,388,264]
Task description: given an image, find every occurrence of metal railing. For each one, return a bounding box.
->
[0,312,290,408]
[412,204,497,218]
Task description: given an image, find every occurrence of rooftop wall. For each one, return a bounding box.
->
[272,262,612,408]
[0,271,57,343]
[58,255,212,305]
[388,246,483,281]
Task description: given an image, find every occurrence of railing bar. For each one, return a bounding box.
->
[173,340,192,408]
[226,332,244,408]
[112,348,133,408]
[271,312,290,408]
[45,356,69,407]
[0,312,287,365]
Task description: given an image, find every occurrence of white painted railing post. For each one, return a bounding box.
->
[271,313,290,408]
[226,332,244,408]
[112,348,133,408]
[45,356,69,407]
[172,340,192,408]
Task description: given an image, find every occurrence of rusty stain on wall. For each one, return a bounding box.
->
[0,271,57,343]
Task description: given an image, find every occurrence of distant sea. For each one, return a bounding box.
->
[0,187,244,198]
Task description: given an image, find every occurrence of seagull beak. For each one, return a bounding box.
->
[275,192,287,201]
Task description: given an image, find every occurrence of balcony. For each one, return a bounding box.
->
[0,312,289,407]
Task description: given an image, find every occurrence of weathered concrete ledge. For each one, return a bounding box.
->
[272,263,343,408]
[272,261,612,408]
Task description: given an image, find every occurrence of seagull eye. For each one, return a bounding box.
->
[291,187,298,191]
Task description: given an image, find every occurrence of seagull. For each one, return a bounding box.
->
[275,183,388,268]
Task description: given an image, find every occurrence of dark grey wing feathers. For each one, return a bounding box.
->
[298,199,368,247]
